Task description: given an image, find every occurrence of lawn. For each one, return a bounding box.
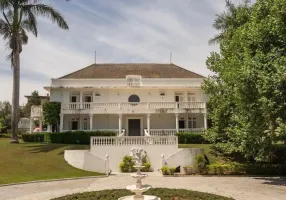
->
[0,138,102,185]
[179,144,218,164]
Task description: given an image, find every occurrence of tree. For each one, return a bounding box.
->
[42,102,60,131]
[0,0,68,143]
[0,101,12,132]
[22,90,41,117]
[203,0,286,162]
[209,0,251,45]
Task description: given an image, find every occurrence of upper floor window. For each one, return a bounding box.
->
[187,93,196,102]
[128,94,140,104]
[126,75,141,87]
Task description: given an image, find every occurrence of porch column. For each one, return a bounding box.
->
[79,116,82,130]
[60,114,64,132]
[47,124,52,133]
[185,113,188,129]
[39,120,43,132]
[147,114,151,134]
[203,113,208,129]
[175,113,179,133]
[89,114,93,130]
[29,118,33,134]
[118,114,122,135]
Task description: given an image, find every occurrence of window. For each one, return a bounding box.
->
[175,93,184,102]
[126,75,141,87]
[187,93,196,102]
[188,117,197,128]
[128,94,140,103]
[83,118,88,130]
[71,95,77,102]
[84,95,92,102]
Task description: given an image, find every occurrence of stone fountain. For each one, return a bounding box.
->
[118,148,160,200]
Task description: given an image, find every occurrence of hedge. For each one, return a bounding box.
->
[22,131,116,144]
[176,132,207,144]
[203,162,286,176]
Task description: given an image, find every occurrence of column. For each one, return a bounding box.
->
[79,116,82,130]
[118,114,122,135]
[29,118,33,134]
[39,120,43,132]
[80,91,83,109]
[185,113,188,129]
[89,114,93,130]
[47,124,52,133]
[175,113,179,133]
[60,114,64,132]
[203,113,208,129]
[147,114,151,134]
[79,91,83,103]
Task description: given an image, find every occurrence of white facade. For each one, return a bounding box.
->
[46,76,208,135]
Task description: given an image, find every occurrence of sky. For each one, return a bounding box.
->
[0,0,253,105]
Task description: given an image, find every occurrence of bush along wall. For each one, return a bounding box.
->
[22,130,117,144]
[176,132,207,144]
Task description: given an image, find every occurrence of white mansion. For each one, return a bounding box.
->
[36,63,208,136]
[31,63,208,173]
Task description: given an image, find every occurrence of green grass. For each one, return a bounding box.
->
[179,144,218,164]
[51,188,233,200]
[0,138,103,185]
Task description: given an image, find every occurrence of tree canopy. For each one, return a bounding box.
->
[203,0,286,162]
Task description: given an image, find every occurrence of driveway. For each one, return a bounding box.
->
[0,174,285,200]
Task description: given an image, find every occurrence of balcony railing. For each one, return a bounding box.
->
[147,128,205,136]
[62,102,206,110]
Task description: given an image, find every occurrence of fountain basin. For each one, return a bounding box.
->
[126,184,151,192]
[118,195,161,200]
[131,174,148,179]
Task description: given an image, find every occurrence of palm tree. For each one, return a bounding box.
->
[209,0,251,45]
[0,0,68,143]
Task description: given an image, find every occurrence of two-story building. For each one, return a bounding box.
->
[42,63,208,136]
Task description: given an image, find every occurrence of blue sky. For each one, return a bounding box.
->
[0,0,252,104]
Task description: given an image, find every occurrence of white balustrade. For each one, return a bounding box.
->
[149,128,205,136]
[62,102,206,111]
[91,136,178,146]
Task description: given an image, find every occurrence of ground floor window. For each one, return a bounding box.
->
[83,118,89,130]
[188,117,197,129]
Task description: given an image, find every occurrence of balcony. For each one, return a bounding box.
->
[61,102,206,114]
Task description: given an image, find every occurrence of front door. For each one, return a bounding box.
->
[179,120,185,129]
[128,119,141,136]
[71,121,78,130]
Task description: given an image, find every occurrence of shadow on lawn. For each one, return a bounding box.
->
[24,144,89,155]
[255,177,286,186]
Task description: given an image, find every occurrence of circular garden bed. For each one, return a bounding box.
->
[51,188,233,200]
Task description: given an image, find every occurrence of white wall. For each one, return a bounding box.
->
[91,145,178,172]
[164,148,204,173]
[64,150,108,174]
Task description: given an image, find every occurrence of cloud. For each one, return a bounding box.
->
[0,0,249,104]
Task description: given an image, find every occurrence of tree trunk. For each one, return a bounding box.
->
[10,47,20,143]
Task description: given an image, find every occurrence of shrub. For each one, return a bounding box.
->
[22,131,117,144]
[22,133,45,142]
[195,154,206,172]
[176,132,207,144]
[119,156,135,172]
[51,188,233,200]
[203,162,286,176]
[141,162,151,172]
[161,166,176,175]
[183,166,194,175]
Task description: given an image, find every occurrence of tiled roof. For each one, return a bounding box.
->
[59,63,204,79]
